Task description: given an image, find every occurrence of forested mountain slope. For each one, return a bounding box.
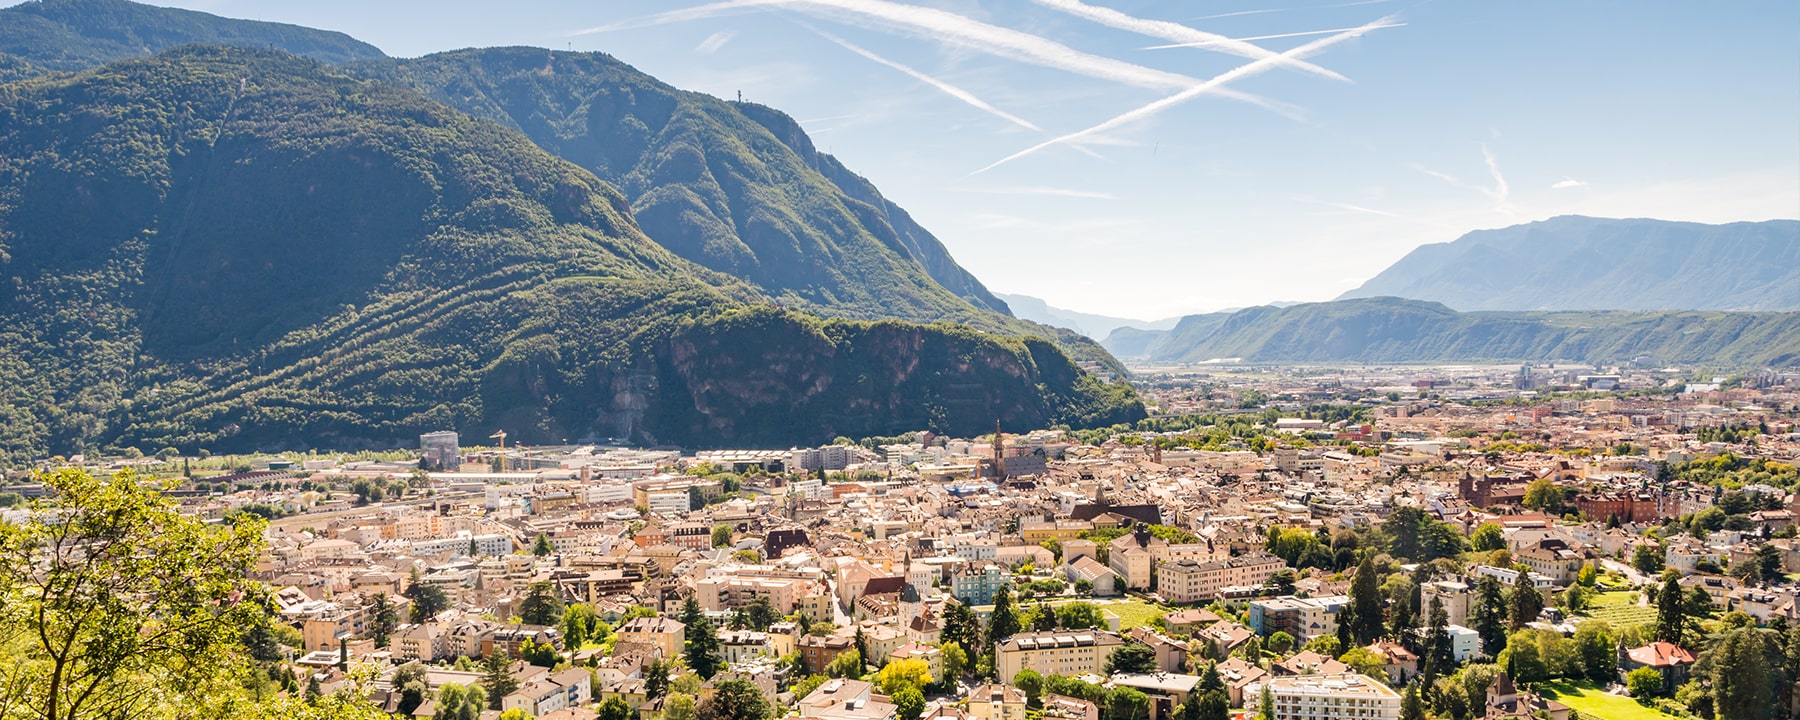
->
[0,47,1142,462]
[349,47,1010,323]
[1104,298,1800,367]
[0,0,384,72]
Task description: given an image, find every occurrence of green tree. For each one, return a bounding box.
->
[407,577,449,622]
[0,468,267,720]
[824,649,863,679]
[1573,621,1617,683]
[1338,647,1387,680]
[1633,543,1665,575]
[497,710,532,720]
[892,686,925,720]
[481,650,519,709]
[1348,553,1386,644]
[1522,478,1564,513]
[1706,629,1784,720]
[598,696,633,720]
[1498,630,1548,686]
[1400,684,1426,720]
[662,693,698,720]
[368,593,399,647]
[712,524,734,548]
[1267,631,1296,654]
[532,533,553,556]
[434,683,487,720]
[682,597,723,679]
[941,601,982,655]
[1105,643,1158,675]
[696,677,771,720]
[1626,667,1664,699]
[562,603,598,649]
[1470,522,1506,552]
[876,658,930,695]
[1654,572,1691,644]
[392,661,431,714]
[644,658,673,700]
[1508,571,1543,631]
[1106,687,1150,720]
[1422,596,1453,688]
[1013,668,1044,705]
[519,581,565,627]
[988,585,1021,643]
[1056,602,1103,630]
[1258,683,1275,720]
[744,595,779,631]
[941,641,968,681]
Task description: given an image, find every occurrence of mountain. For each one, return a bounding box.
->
[346,47,1010,324]
[1341,216,1800,311]
[0,47,1143,463]
[1104,297,1800,367]
[0,0,384,71]
[994,293,1179,340]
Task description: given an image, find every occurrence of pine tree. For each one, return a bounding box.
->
[1401,684,1427,720]
[368,593,398,647]
[1258,683,1275,720]
[1508,571,1543,631]
[1423,596,1454,687]
[1348,553,1385,645]
[683,597,723,678]
[481,650,518,709]
[532,533,553,556]
[1471,575,1508,656]
[1655,571,1690,645]
[988,586,1021,643]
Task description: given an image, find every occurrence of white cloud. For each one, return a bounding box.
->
[974,16,1398,173]
[1479,143,1510,210]
[1143,24,1405,51]
[1027,0,1351,82]
[576,0,1286,112]
[695,30,736,54]
[808,26,1043,132]
[1551,178,1589,189]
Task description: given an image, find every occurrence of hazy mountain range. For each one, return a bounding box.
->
[0,0,1143,461]
[994,293,1180,340]
[1102,297,1800,367]
[1340,216,1800,312]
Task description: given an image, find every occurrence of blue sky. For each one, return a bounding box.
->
[63,0,1800,319]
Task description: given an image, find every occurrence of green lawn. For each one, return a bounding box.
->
[1539,681,1681,720]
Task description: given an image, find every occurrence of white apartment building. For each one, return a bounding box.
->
[1251,674,1401,720]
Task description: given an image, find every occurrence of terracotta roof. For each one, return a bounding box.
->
[1626,641,1696,667]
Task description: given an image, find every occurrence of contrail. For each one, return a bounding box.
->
[1029,0,1348,82]
[809,26,1043,132]
[974,16,1398,174]
[576,0,1286,113]
[1144,23,1405,50]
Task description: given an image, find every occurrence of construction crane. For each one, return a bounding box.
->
[489,430,507,472]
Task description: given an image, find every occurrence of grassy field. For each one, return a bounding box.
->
[1582,591,1655,627]
[1540,680,1682,720]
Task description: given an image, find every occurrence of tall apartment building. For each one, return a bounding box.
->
[1248,595,1350,642]
[994,630,1126,683]
[1250,674,1401,720]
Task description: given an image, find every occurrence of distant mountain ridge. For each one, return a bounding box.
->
[1103,297,1800,367]
[1341,216,1800,311]
[994,293,1179,340]
[0,0,384,71]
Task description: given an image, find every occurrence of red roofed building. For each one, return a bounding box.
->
[1620,641,1697,693]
